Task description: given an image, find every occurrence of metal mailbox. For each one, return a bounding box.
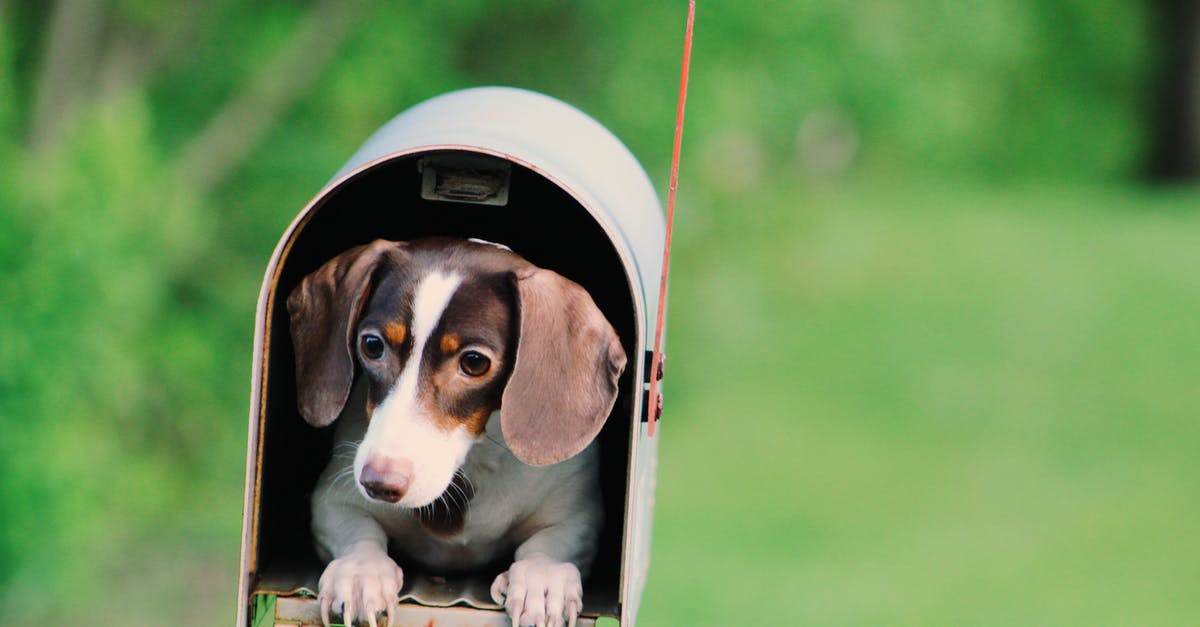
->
[238,87,665,626]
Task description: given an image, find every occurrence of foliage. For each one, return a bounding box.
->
[0,1,1194,624]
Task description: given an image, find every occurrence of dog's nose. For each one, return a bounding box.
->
[359,456,414,503]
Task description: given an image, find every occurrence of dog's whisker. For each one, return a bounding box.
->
[329,466,358,491]
[453,468,475,493]
[330,443,360,463]
[444,488,463,512]
[445,470,472,512]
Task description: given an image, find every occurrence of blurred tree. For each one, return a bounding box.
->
[174,0,371,192]
[26,0,105,150]
[1149,0,1200,180]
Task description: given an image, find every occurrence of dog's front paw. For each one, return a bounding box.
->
[490,557,583,627]
[317,545,404,627]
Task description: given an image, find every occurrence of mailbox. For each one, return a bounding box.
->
[238,87,666,626]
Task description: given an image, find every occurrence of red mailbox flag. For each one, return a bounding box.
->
[648,0,695,437]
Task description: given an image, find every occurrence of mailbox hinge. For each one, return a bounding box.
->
[640,350,665,424]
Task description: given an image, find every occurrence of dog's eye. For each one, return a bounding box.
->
[459,351,491,377]
[360,334,386,360]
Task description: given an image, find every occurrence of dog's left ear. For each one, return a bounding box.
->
[287,240,407,427]
[501,268,627,466]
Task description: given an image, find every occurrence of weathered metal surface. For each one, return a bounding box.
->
[273,596,599,627]
[330,87,666,334]
[254,569,501,612]
[238,86,665,626]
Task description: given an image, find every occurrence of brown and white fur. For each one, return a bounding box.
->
[287,238,626,627]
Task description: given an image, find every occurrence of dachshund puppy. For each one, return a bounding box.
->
[288,238,626,627]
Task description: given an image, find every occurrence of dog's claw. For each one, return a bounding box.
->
[505,580,526,626]
[320,594,333,627]
[490,571,509,605]
[566,600,580,627]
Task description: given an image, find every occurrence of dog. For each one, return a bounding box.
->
[287,237,627,627]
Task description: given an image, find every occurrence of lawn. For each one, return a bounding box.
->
[639,179,1200,625]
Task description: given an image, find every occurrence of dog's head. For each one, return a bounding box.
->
[287,238,626,507]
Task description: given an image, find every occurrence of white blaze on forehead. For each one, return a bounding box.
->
[412,271,464,343]
[355,270,473,507]
[392,268,462,406]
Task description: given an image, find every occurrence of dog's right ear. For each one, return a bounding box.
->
[500,267,627,466]
[286,239,406,427]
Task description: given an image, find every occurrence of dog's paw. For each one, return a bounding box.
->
[490,557,583,627]
[317,546,404,627]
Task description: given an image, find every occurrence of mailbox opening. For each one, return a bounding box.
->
[246,150,641,622]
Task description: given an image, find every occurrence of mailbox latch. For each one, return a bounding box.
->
[419,154,511,206]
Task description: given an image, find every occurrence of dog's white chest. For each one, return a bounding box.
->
[318,410,593,572]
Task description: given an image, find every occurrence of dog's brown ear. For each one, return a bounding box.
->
[286,240,406,427]
[501,268,627,466]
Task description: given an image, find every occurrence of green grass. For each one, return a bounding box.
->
[640,180,1200,625]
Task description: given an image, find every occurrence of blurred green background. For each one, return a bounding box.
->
[2,1,1198,624]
